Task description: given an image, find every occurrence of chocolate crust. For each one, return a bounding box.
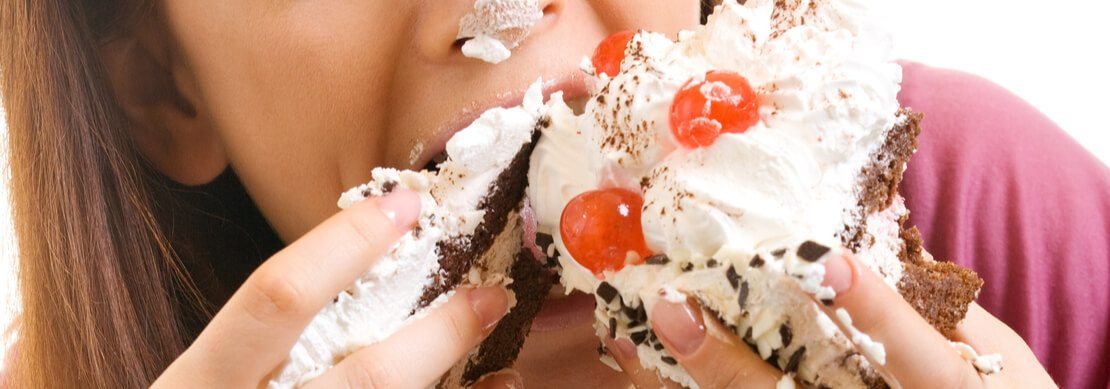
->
[417,130,542,309]
[897,226,983,336]
[460,250,556,385]
[844,108,983,337]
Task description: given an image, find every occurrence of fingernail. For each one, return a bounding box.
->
[469,286,510,334]
[376,190,420,230]
[650,299,705,357]
[603,335,638,361]
[822,253,856,296]
[477,369,523,389]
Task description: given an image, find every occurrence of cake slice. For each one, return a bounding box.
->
[268,81,555,389]
[526,1,983,388]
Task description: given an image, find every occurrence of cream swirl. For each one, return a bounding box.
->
[528,0,903,288]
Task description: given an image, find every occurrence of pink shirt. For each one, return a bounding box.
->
[899,62,1110,388]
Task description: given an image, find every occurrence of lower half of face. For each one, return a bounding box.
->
[160,0,700,381]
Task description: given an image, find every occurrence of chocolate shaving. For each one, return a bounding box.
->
[630,331,649,345]
[597,282,619,304]
[750,255,765,268]
[738,281,750,310]
[645,254,671,265]
[660,356,678,365]
[706,259,720,268]
[772,248,787,258]
[785,346,806,374]
[726,266,741,289]
[779,323,793,347]
[798,241,830,262]
[608,318,617,339]
[381,180,398,194]
[681,262,694,272]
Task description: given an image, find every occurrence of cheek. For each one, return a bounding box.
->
[163,1,412,240]
[589,0,702,36]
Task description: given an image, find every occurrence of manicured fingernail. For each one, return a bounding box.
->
[469,286,510,334]
[376,190,420,230]
[651,299,705,357]
[603,335,638,361]
[822,253,856,296]
[477,369,523,389]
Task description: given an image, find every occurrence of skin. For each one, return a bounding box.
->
[101,0,1054,387]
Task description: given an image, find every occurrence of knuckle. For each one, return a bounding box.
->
[243,269,312,322]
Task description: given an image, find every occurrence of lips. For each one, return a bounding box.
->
[413,75,590,171]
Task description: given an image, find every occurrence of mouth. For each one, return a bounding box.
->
[530,286,596,333]
[415,75,591,172]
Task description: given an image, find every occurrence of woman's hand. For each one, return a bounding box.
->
[153,190,512,388]
[607,252,1058,389]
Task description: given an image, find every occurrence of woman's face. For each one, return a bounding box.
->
[157,1,699,386]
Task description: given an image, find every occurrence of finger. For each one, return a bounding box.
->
[602,335,682,389]
[954,304,1055,385]
[303,286,511,389]
[816,251,980,388]
[471,369,524,389]
[650,298,782,389]
[180,190,421,382]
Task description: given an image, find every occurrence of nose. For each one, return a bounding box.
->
[413,0,561,62]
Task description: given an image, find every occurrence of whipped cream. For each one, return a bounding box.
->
[527,0,906,387]
[458,0,543,63]
[270,80,546,389]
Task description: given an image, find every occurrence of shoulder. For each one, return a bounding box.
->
[897,61,1110,388]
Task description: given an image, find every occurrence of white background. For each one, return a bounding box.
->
[2,0,1109,371]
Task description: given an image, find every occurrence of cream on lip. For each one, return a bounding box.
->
[409,76,590,172]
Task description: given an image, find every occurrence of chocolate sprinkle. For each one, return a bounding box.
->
[608,318,617,339]
[653,342,665,351]
[785,346,806,373]
[738,281,750,310]
[681,262,694,272]
[661,356,678,365]
[821,298,834,306]
[645,254,671,265]
[630,331,649,345]
[381,180,398,194]
[745,327,753,340]
[597,282,619,304]
[706,259,720,268]
[772,248,787,258]
[779,323,793,347]
[750,255,765,268]
[798,241,831,262]
[766,350,782,369]
[726,266,741,289]
[624,304,647,323]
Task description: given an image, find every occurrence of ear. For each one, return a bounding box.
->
[100,11,227,186]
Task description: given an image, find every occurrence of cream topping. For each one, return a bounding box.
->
[458,0,544,64]
[271,80,545,389]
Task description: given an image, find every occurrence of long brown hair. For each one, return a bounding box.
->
[1,1,205,387]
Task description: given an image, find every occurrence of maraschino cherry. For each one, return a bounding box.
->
[669,70,761,148]
[560,188,652,276]
[591,31,636,77]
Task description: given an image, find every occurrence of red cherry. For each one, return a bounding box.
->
[591,31,636,77]
[669,71,761,148]
[559,188,652,276]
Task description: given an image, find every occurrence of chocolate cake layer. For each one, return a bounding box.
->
[459,249,556,385]
[845,108,982,337]
[417,129,543,309]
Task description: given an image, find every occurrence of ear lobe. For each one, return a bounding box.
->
[100,17,228,186]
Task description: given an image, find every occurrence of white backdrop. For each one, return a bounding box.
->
[1,0,1109,371]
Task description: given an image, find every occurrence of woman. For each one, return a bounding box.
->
[1,0,1105,388]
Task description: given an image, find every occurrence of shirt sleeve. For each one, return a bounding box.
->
[897,61,1110,389]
